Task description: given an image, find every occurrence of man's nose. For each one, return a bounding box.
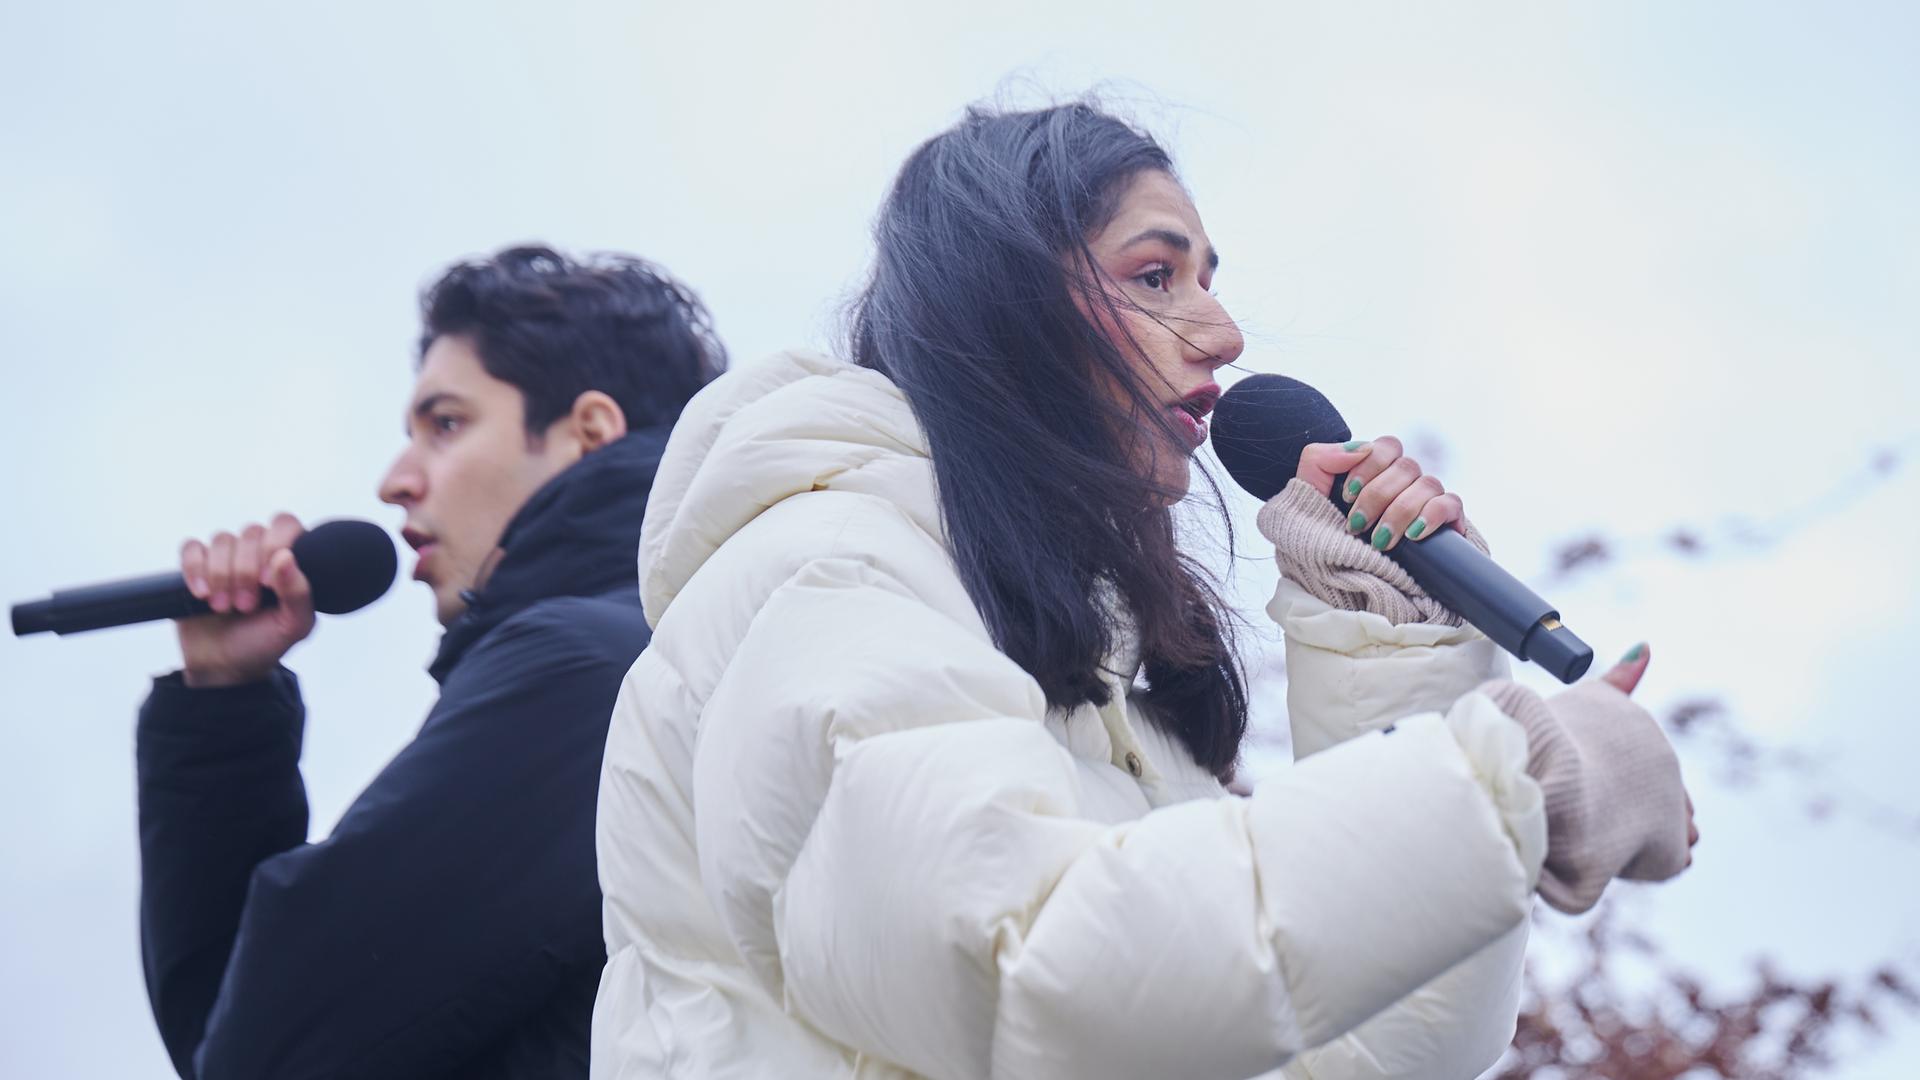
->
[378,450,423,506]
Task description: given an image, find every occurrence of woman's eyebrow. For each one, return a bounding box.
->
[1119,228,1220,269]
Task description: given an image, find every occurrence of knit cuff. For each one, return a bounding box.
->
[1257,478,1488,627]
[1477,678,1691,914]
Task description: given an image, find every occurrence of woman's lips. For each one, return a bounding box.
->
[1170,383,1220,451]
[1171,405,1208,450]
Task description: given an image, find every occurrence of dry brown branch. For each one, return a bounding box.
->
[1498,905,1919,1079]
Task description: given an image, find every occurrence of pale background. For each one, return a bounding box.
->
[2,2,1916,1076]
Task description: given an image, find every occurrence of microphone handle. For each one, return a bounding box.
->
[10,573,280,637]
[1325,481,1594,683]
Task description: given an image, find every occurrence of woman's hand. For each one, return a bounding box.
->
[1480,643,1700,913]
[1596,643,1702,866]
[1296,436,1466,552]
[1260,435,1486,626]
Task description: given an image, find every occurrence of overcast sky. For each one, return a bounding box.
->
[3,2,1917,1076]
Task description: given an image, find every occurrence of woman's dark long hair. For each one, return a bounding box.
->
[849,101,1248,779]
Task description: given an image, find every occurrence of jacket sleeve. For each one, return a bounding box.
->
[1269,576,1512,760]
[138,668,310,1079]
[139,604,628,1079]
[690,555,1546,1080]
[1266,576,1530,1079]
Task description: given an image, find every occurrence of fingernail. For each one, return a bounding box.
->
[1343,478,1363,502]
[210,592,228,612]
[1621,643,1645,663]
[1371,524,1393,551]
[1348,510,1366,532]
[1408,517,1427,540]
[1342,439,1367,451]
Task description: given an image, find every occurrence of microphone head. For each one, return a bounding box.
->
[1210,374,1353,501]
[289,519,398,615]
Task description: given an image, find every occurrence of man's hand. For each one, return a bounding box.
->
[177,513,316,688]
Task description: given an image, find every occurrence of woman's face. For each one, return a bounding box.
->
[1081,169,1244,499]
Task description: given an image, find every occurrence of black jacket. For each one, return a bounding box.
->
[137,428,666,1079]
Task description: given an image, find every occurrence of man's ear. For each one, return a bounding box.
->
[568,390,629,451]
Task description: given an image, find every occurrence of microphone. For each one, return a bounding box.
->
[10,519,398,637]
[1211,374,1593,683]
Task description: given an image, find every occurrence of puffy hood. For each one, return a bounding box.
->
[637,351,942,626]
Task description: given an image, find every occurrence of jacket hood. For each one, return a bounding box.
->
[429,424,669,682]
[637,351,939,627]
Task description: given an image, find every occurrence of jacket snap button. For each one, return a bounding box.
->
[1124,751,1143,777]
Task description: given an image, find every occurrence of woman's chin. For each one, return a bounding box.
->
[1126,436,1197,506]
[1149,468,1193,506]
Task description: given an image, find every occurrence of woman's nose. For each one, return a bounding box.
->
[1188,296,1245,370]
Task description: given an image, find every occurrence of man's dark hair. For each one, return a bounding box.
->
[420,245,726,436]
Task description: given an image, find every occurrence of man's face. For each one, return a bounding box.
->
[379,336,581,625]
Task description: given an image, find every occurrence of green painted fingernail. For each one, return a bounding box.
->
[1371,524,1393,550]
[1342,439,1366,451]
[1348,510,1366,532]
[1344,478,1363,502]
[1408,518,1427,540]
[1622,643,1645,663]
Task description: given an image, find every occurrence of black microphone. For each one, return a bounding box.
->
[10,519,398,637]
[1211,374,1593,683]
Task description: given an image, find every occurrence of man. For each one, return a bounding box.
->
[136,246,723,1079]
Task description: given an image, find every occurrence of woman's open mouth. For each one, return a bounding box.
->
[1171,385,1221,450]
[1171,403,1208,449]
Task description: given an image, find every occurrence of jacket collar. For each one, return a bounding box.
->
[427,424,668,684]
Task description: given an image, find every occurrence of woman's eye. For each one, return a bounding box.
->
[1137,265,1173,292]
[431,414,462,435]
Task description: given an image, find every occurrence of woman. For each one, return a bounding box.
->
[592,102,1695,1080]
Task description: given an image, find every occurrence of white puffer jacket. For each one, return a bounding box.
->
[593,352,1548,1080]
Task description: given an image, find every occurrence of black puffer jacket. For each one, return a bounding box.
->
[137,428,665,1079]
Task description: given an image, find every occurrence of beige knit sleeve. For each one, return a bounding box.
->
[1256,477,1490,627]
[1476,679,1692,914]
